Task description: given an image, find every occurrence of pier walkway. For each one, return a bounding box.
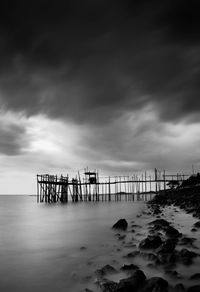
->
[37,169,191,203]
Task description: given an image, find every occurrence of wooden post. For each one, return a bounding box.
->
[145,171,147,193]
[109,177,111,201]
[164,170,166,191]
[155,168,158,193]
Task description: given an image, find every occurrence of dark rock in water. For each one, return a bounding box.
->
[139,235,162,249]
[112,219,128,231]
[96,278,118,292]
[157,251,176,265]
[85,289,94,292]
[143,277,168,292]
[131,224,140,228]
[140,252,158,262]
[190,273,200,280]
[118,235,126,240]
[153,207,162,215]
[187,285,200,292]
[191,228,197,232]
[165,226,182,238]
[95,265,117,277]
[117,269,146,291]
[165,270,181,278]
[157,239,177,253]
[80,246,87,250]
[179,236,196,247]
[193,221,200,228]
[124,243,136,248]
[124,251,140,258]
[149,219,170,227]
[120,264,139,271]
[177,249,198,265]
[174,283,185,291]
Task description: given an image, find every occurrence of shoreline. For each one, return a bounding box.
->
[84,188,200,292]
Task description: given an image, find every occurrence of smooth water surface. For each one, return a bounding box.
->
[0,196,145,292]
[0,196,200,292]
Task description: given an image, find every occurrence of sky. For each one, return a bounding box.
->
[0,0,200,194]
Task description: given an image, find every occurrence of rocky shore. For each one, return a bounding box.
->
[85,184,200,292]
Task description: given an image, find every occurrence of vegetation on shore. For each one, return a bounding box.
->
[150,173,200,219]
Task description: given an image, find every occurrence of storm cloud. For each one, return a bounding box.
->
[0,0,200,192]
[0,0,199,124]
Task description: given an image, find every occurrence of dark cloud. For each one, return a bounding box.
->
[0,0,200,125]
[0,121,27,155]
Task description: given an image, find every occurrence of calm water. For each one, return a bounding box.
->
[0,195,147,292]
[0,195,199,292]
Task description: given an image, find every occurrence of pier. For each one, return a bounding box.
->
[37,168,191,203]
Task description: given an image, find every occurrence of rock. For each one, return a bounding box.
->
[157,239,177,253]
[131,224,141,228]
[143,277,168,292]
[80,246,87,250]
[174,283,185,291]
[96,278,118,292]
[112,219,128,231]
[191,228,197,232]
[117,269,146,291]
[124,243,136,248]
[149,219,170,227]
[140,252,158,262]
[190,273,200,280]
[85,289,94,292]
[124,251,140,258]
[193,221,200,228]
[177,249,198,265]
[187,285,200,292]
[139,235,162,249]
[157,251,176,265]
[165,226,182,238]
[118,235,126,240]
[120,264,139,271]
[95,265,117,277]
[165,270,180,278]
[179,236,196,246]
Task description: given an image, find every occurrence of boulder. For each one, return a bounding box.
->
[191,228,197,232]
[112,219,128,231]
[149,219,170,227]
[165,226,182,238]
[140,252,158,262]
[179,236,196,247]
[120,264,139,271]
[96,278,118,292]
[190,273,200,280]
[124,251,140,258]
[165,270,180,278]
[95,265,117,278]
[177,249,198,265]
[157,251,176,265]
[187,286,200,292]
[174,283,185,291]
[118,235,126,240]
[193,221,200,228]
[143,277,168,292]
[157,239,177,253]
[139,235,162,249]
[117,269,146,292]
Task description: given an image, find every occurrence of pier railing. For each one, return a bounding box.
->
[37,169,191,203]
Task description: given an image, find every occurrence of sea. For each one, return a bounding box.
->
[0,195,199,292]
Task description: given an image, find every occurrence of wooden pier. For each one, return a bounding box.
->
[37,168,191,203]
